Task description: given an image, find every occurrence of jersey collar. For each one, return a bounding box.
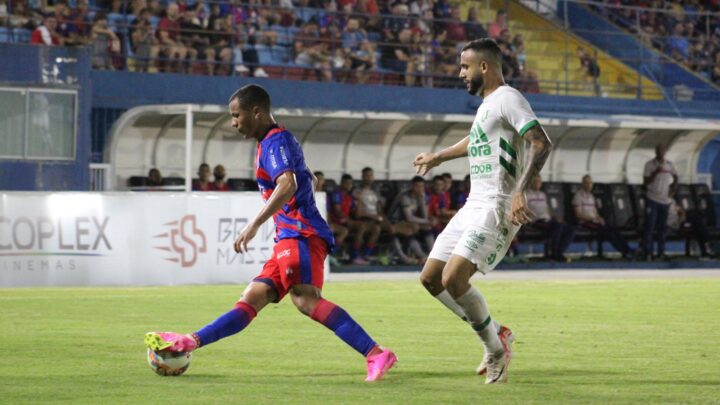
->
[258,124,282,142]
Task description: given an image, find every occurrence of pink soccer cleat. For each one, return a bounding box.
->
[145,332,198,353]
[365,348,398,382]
[476,325,514,375]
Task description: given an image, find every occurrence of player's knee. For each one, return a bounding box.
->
[441,271,464,296]
[419,271,441,293]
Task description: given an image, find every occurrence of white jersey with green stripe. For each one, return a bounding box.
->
[465,85,539,209]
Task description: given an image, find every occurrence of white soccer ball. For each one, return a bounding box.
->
[146,348,192,376]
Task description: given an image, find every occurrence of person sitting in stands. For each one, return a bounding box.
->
[212,164,231,191]
[572,174,635,260]
[193,163,213,191]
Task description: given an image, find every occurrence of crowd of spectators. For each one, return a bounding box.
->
[0,0,538,91]
[594,0,720,85]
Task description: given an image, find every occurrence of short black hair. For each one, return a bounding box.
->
[411,176,424,183]
[341,174,353,182]
[313,171,324,177]
[461,38,502,65]
[432,175,444,183]
[361,167,373,174]
[229,84,271,113]
[441,172,452,179]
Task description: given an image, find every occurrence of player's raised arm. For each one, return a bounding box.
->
[413,136,470,176]
[235,171,297,253]
[510,125,552,225]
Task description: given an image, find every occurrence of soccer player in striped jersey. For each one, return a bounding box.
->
[146,84,397,382]
[413,38,552,384]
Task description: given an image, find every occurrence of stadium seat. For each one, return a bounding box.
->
[0,27,9,43]
[127,176,146,187]
[227,178,258,191]
[271,46,291,65]
[255,44,273,65]
[692,183,719,230]
[605,183,639,235]
[162,177,184,186]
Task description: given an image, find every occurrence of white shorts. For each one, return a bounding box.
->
[428,205,519,274]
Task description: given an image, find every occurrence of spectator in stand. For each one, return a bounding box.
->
[410,0,432,15]
[357,0,379,15]
[525,174,576,262]
[432,0,451,21]
[487,9,507,39]
[577,46,601,96]
[512,33,526,71]
[498,28,519,82]
[31,14,63,45]
[131,8,160,72]
[430,29,457,83]
[183,9,224,74]
[90,12,121,70]
[330,174,372,265]
[642,143,678,261]
[353,168,383,260]
[465,6,487,41]
[192,163,213,191]
[314,171,349,263]
[443,6,466,42]
[515,69,540,93]
[395,176,436,259]
[52,0,81,45]
[573,174,635,260]
[70,0,92,43]
[381,2,410,42]
[666,191,716,258]
[157,2,190,73]
[294,18,333,81]
[713,52,720,84]
[454,174,470,209]
[666,22,690,63]
[147,168,163,188]
[426,175,455,232]
[441,172,453,206]
[211,164,231,191]
[354,167,419,264]
[341,17,373,82]
[381,27,416,87]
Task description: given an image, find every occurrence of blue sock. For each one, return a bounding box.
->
[311,299,377,356]
[195,302,257,346]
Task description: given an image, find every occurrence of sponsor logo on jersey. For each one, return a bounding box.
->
[277,248,291,259]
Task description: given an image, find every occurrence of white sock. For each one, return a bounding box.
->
[455,287,503,354]
[434,290,468,321]
[434,290,503,330]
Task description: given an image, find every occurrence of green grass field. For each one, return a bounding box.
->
[2,279,719,404]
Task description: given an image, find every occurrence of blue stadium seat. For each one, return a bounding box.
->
[107,12,128,35]
[0,27,9,43]
[13,28,32,43]
[271,46,291,65]
[271,24,292,47]
[255,44,273,65]
[295,7,322,23]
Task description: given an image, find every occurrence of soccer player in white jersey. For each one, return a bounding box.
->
[413,38,552,384]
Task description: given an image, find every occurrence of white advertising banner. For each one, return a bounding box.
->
[0,192,328,287]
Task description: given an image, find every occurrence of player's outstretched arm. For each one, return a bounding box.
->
[413,136,469,176]
[510,126,552,225]
[234,171,297,253]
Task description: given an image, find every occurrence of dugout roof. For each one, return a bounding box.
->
[106,104,720,190]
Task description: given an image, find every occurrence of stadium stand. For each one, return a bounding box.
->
[0,0,687,99]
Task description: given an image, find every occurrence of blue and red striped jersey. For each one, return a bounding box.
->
[255,125,334,249]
